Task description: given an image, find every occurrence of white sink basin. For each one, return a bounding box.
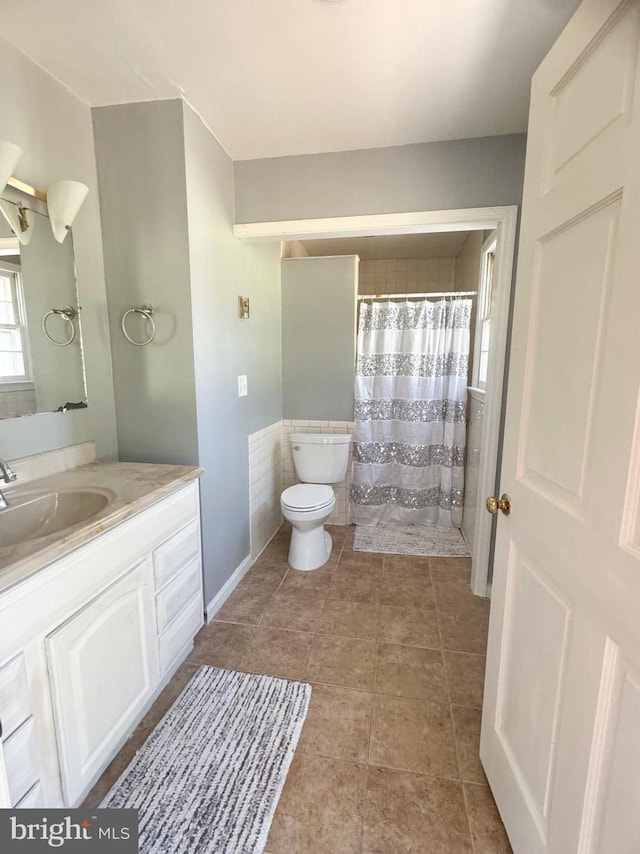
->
[0,489,113,548]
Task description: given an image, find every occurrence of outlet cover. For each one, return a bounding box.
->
[238,375,248,397]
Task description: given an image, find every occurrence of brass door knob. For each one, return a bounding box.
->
[486,494,511,516]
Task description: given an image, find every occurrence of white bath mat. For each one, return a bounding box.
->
[354,524,471,558]
[101,666,311,853]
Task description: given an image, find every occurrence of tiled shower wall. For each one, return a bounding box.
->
[248,419,355,559]
[282,420,354,526]
[358,257,456,294]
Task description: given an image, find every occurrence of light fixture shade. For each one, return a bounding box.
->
[0,200,33,246]
[47,179,89,243]
[0,141,23,197]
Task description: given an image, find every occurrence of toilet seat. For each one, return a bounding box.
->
[281,483,334,512]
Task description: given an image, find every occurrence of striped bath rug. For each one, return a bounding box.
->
[354,524,471,558]
[101,666,311,853]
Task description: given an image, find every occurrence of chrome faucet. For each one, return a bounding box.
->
[0,458,17,510]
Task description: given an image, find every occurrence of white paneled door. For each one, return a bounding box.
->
[482,1,640,852]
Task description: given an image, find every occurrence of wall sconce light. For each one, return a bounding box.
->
[47,180,89,243]
[0,141,23,197]
[0,142,89,245]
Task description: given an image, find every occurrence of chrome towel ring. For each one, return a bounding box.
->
[42,306,77,346]
[121,303,156,346]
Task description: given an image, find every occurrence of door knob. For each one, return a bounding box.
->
[486,494,511,516]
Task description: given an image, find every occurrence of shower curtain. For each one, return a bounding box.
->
[350,298,471,527]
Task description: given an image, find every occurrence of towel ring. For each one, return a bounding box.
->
[42,306,77,346]
[121,303,156,346]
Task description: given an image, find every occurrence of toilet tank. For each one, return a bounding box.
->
[289,433,352,483]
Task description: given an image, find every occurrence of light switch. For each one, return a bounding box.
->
[238,375,248,397]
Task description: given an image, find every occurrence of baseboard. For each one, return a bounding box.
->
[205,554,253,623]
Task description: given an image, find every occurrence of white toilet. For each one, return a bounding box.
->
[281,433,352,571]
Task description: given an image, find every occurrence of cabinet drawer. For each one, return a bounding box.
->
[15,782,44,809]
[4,717,39,807]
[0,653,31,741]
[156,557,202,634]
[153,521,200,591]
[158,593,203,675]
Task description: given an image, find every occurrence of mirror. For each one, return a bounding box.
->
[0,187,87,419]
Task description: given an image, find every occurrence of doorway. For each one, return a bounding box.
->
[235,206,518,597]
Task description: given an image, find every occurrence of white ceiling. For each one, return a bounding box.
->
[0,0,580,161]
[298,231,472,259]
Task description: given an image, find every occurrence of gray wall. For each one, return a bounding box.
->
[93,101,199,466]
[182,103,282,603]
[234,134,527,223]
[93,99,282,606]
[282,256,357,422]
[0,36,117,460]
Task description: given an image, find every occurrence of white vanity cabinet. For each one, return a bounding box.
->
[46,560,159,805]
[0,477,204,808]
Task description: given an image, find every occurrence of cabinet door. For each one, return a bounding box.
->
[46,560,159,805]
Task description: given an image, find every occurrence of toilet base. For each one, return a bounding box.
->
[289,527,332,571]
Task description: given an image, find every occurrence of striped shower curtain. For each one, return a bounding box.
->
[349,298,471,527]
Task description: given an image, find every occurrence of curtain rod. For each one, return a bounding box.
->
[357,290,477,300]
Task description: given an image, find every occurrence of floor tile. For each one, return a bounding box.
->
[362,766,472,854]
[369,694,458,778]
[437,603,490,655]
[297,684,373,762]
[383,554,431,580]
[432,577,478,610]
[380,576,434,608]
[278,566,335,595]
[337,552,384,577]
[328,573,382,604]
[429,558,472,582]
[260,536,290,563]
[85,532,512,849]
[187,622,256,670]
[242,559,288,586]
[378,603,441,649]
[464,783,512,853]
[214,582,276,625]
[243,627,314,681]
[266,752,366,854]
[260,588,327,632]
[444,651,486,708]
[375,643,447,701]
[326,524,349,545]
[306,634,377,690]
[318,600,380,640]
[452,705,486,783]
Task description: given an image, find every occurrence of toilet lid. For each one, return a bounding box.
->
[281,484,334,511]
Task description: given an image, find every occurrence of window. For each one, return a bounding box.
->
[0,266,30,383]
[473,234,497,390]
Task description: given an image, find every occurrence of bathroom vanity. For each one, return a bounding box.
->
[0,459,204,808]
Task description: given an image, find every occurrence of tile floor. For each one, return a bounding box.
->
[85,525,511,853]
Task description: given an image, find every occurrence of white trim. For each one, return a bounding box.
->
[205,554,252,623]
[471,208,517,596]
[234,207,510,242]
[236,204,518,598]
